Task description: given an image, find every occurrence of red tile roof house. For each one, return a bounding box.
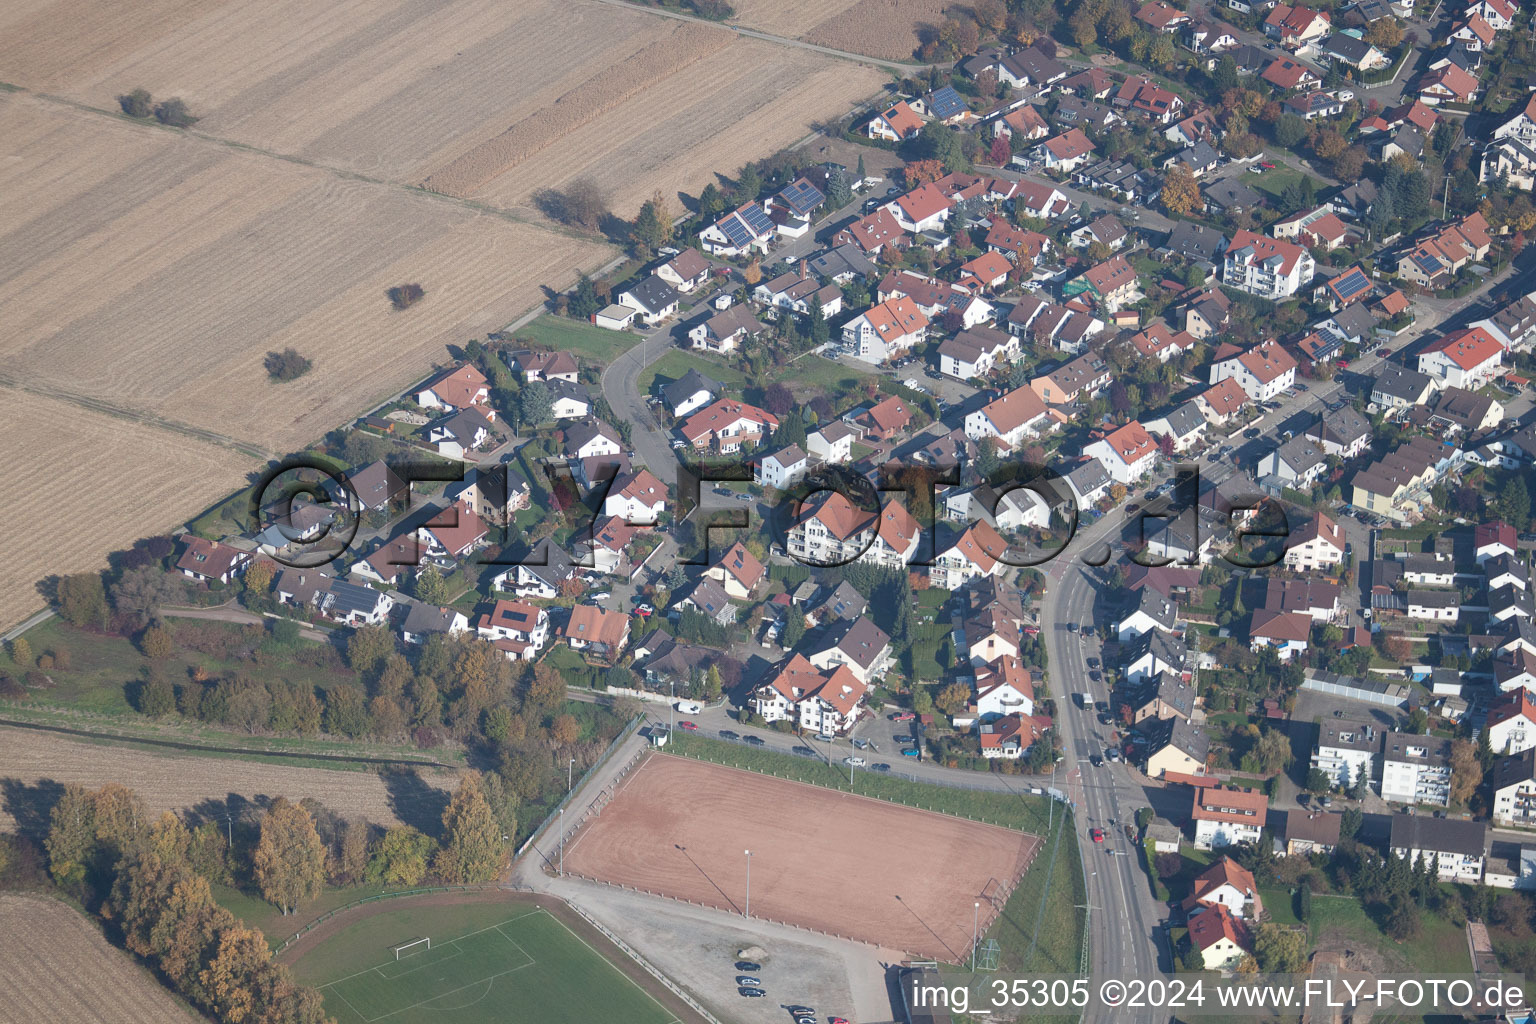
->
[1075,254,1140,311]
[831,208,908,255]
[1136,0,1190,31]
[1115,76,1184,123]
[854,394,914,441]
[177,537,252,585]
[420,501,489,559]
[1261,57,1322,93]
[560,604,630,659]
[1036,128,1096,172]
[603,468,669,524]
[866,100,925,142]
[707,540,766,599]
[1263,4,1331,47]
[678,398,780,454]
[957,251,1015,293]
[977,712,1054,759]
[475,599,549,661]
[416,364,493,417]
[1417,62,1479,106]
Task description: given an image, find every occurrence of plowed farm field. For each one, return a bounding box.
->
[0,894,205,1024]
[0,726,455,833]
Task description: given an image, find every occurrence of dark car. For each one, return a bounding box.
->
[735,960,761,971]
[1090,670,1102,682]
[720,730,740,740]
[739,988,767,998]
[1098,712,1112,724]
[894,733,912,743]
[871,763,892,772]
[1125,825,1136,842]
[1090,755,1104,767]
[744,735,766,746]
[1087,657,1100,669]
[1095,701,1108,713]
[1066,621,1078,632]
[1244,428,1261,439]
[793,745,814,755]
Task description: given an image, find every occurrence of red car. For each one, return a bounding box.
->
[1261,161,1276,169]
[1090,828,1105,843]
[890,711,916,721]
[1377,348,1391,357]
[1337,359,1349,369]
[679,721,699,731]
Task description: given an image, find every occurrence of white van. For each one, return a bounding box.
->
[675,701,702,715]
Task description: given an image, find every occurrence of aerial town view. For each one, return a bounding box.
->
[9,0,1536,1022]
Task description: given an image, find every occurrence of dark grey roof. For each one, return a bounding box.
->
[1163,220,1228,261]
[818,615,892,670]
[1157,401,1207,439]
[662,367,724,410]
[1174,140,1221,170]
[520,538,575,588]
[1321,33,1375,63]
[812,580,867,621]
[346,461,408,509]
[622,274,683,314]
[546,378,592,407]
[1003,47,1068,84]
[1066,458,1112,496]
[1129,587,1179,631]
[807,244,877,281]
[563,417,620,453]
[1389,814,1485,857]
[1204,179,1262,210]
[402,602,461,635]
[1382,730,1451,766]
[684,578,735,619]
[329,579,385,615]
[1318,722,1382,753]
[1130,628,1188,668]
[1147,714,1208,762]
[1371,362,1433,401]
[1329,302,1378,342]
[434,406,494,442]
[1309,404,1371,446]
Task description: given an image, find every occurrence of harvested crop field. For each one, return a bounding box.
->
[464,38,884,216]
[0,0,884,217]
[0,95,611,454]
[562,755,1040,961]
[0,894,205,1024]
[0,390,253,632]
[801,0,954,61]
[0,726,456,834]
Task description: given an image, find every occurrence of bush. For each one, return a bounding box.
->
[683,0,735,18]
[263,347,313,381]
[387,283,425,310]
[152,97,198,128]
[118,89,153,118]
[0,674,24,699]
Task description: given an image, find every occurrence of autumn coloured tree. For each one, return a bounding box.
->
[904,159,946,188]
[201,925,271,1023]
[433,773,504,884]
[1160,165,1199,217]
[252,797,325,915]
[45,784,96,889]
[988,134,1011,167]
[368,826,434,887]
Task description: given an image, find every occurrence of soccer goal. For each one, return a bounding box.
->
[392,936,431,960]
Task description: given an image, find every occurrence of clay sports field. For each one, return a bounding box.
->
[563,756,1041,961]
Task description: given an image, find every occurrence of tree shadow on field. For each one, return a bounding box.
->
[184,793,263,831]
[0,777,65,838]
[382,769,450,838]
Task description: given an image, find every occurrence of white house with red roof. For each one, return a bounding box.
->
[931,521,1011,590]
[679,398,780,454]
[1272,206,1349,250]
[1036,128,1096,172]
[1284,512,1346,571]
[1209,338,1298,402]
[417,364,492,417]
[866,100,925,142]
[1222,230,1315,299]
[1192,784,1268,850]
[752,654,868,734]
[1418,327,1504,389]
[831,207,907,255]
[1195,378,1250,425]
[421,502,489,560]
[1470,0,1517,30]
[841,295,930,364]
[604,469,668,524]
[1186,858,1264,919]
[786,492,920,570]
[1251,608,1312,661]
[1010,179,1073,220]
[1129,322,1198,364]
[1084,421,1159,485]
[475,599,549,661]
[1115,76,1185,123]
[1418,62,1480,105]
[1477,521,1518,564]
[177,537,251,585]
[1264,4,1331,46]
[964,386,1052,449]
[1490,689,1536,754]
[885,183,954,233]
[977,711,1052,759]
[707,540,765,600]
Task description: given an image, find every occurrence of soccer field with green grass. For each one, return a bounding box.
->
[293,901,681,1024]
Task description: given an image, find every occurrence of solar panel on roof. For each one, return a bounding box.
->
[1332,269,1371,301]
[719,216,753,247]
[739,204,774,234]
[1413,252,1444,275]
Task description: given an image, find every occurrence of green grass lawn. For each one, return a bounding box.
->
[292,901,677,1024]
[514,315,643,363]
[1258,885,1301,927]
[779,354,877,397]
[635,348,748,397]
[216,882,406,949]
[1307,893,1471,974]
[1248,166,1306,200]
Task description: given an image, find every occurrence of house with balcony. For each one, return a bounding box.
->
[1418,327,1504,389]
[751,654,868,734]
[1209,338,1298,402]
[475,599,549,661]
[1390,815,1486,882]
[1222,231,1315,299]
[1192,784,1268,849]
[1312,722,1380,789]
[1380,731,1452,805]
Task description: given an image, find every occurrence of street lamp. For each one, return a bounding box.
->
[669,679,675,735]
[559,807,565,877]
[568,756,576,791]
[972,901,980,972]
[744,850,752,918]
